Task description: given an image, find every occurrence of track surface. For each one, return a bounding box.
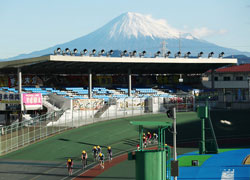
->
[1,110,250,180]
[1,113,197,180]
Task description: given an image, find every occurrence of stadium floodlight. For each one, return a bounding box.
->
[164,51,171,58]
[107,50,114,57]
[90,49,96,56]
[208,52,214,58]
[129,50,137,57]
[154,51,161,58]
[65,48,70,53]
[139,50,146,58]
[98,49,105,56]
[54,47,61,55]
[175,51,181,58]
[63,48,71,55]
[219,52,224,58]
[73,48,78,55]
[121,50,127,57]
[184,52,191,58]
[80,49,88,56]
[198,51,203,58]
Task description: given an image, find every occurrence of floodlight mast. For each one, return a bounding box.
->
[173,107,177,180]
[167,107,178,179]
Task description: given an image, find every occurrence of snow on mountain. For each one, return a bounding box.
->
[2,12,250,61]
[107,12,180,39]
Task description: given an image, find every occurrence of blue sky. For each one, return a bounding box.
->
[0,0,250,59]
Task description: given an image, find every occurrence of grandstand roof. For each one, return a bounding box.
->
[214,63,250,73]
[0,55,237,74]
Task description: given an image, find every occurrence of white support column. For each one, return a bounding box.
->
[173,107,178,180]
[128,69,132,97]
[88,69,92,99]
[18,68,23,121]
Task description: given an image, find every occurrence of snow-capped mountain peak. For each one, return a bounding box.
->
[106,12,181,40]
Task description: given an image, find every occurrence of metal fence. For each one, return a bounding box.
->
[0,95,195,156]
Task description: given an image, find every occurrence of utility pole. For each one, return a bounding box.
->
[173,107,177,180]
[167,107,178,179]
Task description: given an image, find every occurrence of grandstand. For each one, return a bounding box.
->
[2,54,250,179]
[0,54,236,152]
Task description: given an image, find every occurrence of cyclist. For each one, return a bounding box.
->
[107,146,112,161]
[81,150,88,169]
[147,132,152,144]
[143,136,147,148]
[136,144,140,151]
[152,133,158,144]
[66,158,73,176]
[97,145,102,154]
[98,152,105,169]
[92,146,98,161]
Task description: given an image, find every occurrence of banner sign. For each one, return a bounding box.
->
[117,98,145,111]
[73,99,104,110]
[22,93,42,105]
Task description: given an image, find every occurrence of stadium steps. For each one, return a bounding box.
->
[94,99,116,118]
[43,99,61,113]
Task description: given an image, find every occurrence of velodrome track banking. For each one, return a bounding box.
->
[1,111,250,180]
[0,113,186,180]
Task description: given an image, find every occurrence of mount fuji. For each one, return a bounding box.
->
[3,12,250,61]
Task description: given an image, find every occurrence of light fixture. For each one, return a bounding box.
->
[73,48,78,55]
[63,48,71,55]
[139,50,146,57]
[90,49,96,56]
[121,50,127,57]
[184,52,191,58]
[80,49,88,56]
[129,50,137,57]
[198,51,203,58]
[54,47,61,55]
[98,49,105,56]
[219,52,224,58]
[154,51,161,58]
[208,52,214,58]
[175,51,181,58]
[164,51,171,58]
[107,50,114,57]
